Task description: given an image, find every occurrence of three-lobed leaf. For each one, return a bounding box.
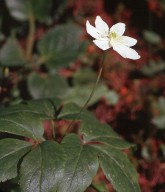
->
[57,103,140,191]
[0,100,140,192]
[58,103,133,149]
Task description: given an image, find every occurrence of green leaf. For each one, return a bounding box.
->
[81,115,119,140]
[161,0,165,4]
[54,0,67,17]
[5,0,28,21]
[152,97,165,129]
[58,103,132,149]
[5,0,52,22]
[63,68,108,106]
[141,145,151,161]
[58,134,99,192]
[160,144,165,157]
[80,115,133,149]
[89,137,134,149]
[57,103,81,120]
[95,145,140,192]
[141,60,165,76]
[73,67,98,86]
[31,0,52,23]
[104,90,119,106]
[0,98,61,139]
[0,38,25,66]
[143,30,161,45]
[0,138,32,182]
[20,141,65,192]
[28,73,68,99]
[91,182,109,192]
[37,24,86,70]
[63,84,107,106]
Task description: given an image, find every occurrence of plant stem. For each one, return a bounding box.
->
[26,14,35,61]
[65,52,106,134]
[78,63,103,114]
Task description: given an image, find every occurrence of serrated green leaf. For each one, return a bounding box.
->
[90,137,134,149]
[95,145,140,192]
[5,0,52,22]
[28,73,68,99]
[58,134,99,192]
[0,38,25,66]
[0,98,61,139]
[37,24,86,70]
[58,103,132,149]
[20,141,65,192]
[0,139,32,182]
[80,116,132,149]
[79,111,119,141]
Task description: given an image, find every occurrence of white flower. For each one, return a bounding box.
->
[86,16,140,60]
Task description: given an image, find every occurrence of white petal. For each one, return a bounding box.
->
[86,20,99,39]
[93,39,111,50]
[110,23,125,36]
[118,36,137,47]
[95,16,109,35]
[113,43,140,60]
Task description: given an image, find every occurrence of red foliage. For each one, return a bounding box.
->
[148,0,165,17]
[69,0,105,17]
[138,138,165,191]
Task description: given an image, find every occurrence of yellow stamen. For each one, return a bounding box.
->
[109,32,117,39]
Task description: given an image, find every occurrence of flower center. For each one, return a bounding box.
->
[109,32,117,39]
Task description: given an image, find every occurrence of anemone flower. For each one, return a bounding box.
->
[86,16,140,60]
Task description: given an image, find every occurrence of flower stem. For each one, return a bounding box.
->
[26,14,35,61]
[65,52,106,134]
[78,62,103,114]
